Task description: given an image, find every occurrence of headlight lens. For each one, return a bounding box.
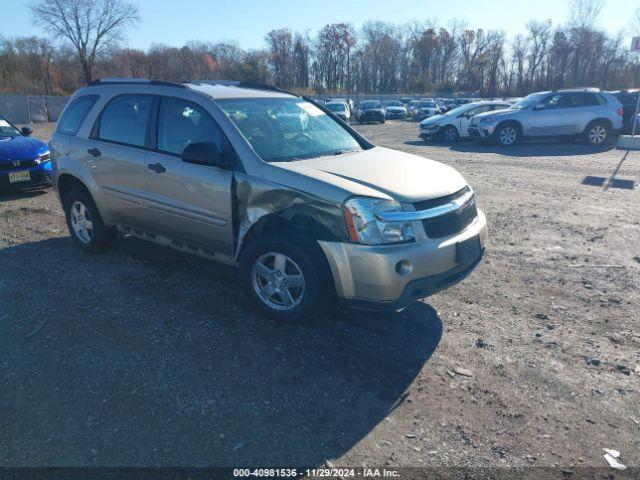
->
[343,197,415,245]
[34,152,51,165]
[480,116,495,124]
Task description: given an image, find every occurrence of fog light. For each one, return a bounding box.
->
[395,260,413,275]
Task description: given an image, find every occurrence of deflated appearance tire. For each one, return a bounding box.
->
[63,188,116,253]
[238,232,333,321]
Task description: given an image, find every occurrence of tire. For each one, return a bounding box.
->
[380,119,386,124]
[63,188,116,253]
[238,232,333,321]
[442,125,459,142]
[584,121,610,146]
[495,123,519,146]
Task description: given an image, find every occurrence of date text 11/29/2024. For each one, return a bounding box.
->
[233,468,400,477]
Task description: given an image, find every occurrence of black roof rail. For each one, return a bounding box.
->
[89,78,188,89]
[186,80,300,96]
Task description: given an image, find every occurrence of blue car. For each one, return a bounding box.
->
[0,115,52,190]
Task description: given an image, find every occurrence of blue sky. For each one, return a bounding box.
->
[1,0,636,50]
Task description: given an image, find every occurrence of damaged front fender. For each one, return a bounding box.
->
[233,172,348,260]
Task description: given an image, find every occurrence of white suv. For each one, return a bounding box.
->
[419,101,512,142]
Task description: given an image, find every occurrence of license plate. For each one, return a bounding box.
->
[8,171,31,183]
[456,235,482,265]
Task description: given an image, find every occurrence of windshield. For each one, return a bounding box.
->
[218,98,362,162]
[0,118,21,137]
[420,102,436,108]
[511,93,545,110]
[361,101,381,108]
[384,101,402,107]
[326,103,346,112]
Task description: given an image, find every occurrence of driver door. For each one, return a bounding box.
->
[143,96,235,256]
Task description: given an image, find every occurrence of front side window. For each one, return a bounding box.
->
[97,95,152,147]
[57,95,99,136]
[218,97,362,162]
[158,97,223,156]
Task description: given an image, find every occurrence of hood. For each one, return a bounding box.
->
[270,146,467,203]
[386,106,406,112]
[0,135,49,161]
[473,108,515,122]
[420,114,445,125]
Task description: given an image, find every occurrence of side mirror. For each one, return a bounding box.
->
[181,142,233,169]
[21,126,33,136]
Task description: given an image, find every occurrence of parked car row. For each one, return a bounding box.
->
[419,88,625,147]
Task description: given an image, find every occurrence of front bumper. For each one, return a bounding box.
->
[360,112,385,121]
[385,111,406,119]
[420,124,441,139]
[468,124,496,138]
[319,209,488,310]
[0,161,53,190]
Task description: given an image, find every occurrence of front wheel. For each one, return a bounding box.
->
[585,121,610,146]
[442,125,459,142]
[238,232,332,321]
[495,123,519,146]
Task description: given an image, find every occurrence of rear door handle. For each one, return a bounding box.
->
[87,148,101,157]
[147,162,166,174]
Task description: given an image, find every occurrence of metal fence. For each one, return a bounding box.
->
[0,94,70,124]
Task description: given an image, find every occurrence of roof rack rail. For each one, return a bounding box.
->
[89,78,187,89]
[187,80,299,96]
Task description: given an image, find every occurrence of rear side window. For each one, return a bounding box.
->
[157,97,223,156]
[581,93,606,106]
[56,95,99,136]
[97,95,153,148]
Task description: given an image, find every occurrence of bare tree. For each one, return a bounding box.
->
[30,0,139,84]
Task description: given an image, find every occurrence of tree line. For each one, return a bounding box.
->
[1,0,639,97]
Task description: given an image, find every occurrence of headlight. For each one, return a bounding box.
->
[480,116,496,124]
[343,197,415,245]
[34,152,51,165]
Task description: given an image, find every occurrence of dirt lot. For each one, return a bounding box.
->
[1,121,639,475]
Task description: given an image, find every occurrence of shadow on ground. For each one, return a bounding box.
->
[405,138,617,157]
[0,237,442,466]
[0,188,50,202]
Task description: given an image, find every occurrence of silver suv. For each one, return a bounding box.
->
[50,79,487,320]
[469,88,623,146]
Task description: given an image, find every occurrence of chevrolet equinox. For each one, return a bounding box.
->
[50,80,488,320]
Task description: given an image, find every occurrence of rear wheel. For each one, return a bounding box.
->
[495,123,519,146]
[585,121,610,146]
[238,232,332,321]
[442,125,459,142]
[63,189,116,253]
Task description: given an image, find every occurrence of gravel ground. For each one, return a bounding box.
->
[1,121,639,475]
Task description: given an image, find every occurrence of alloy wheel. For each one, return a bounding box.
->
[251,252,306,311]
[499,126,517,145]
[70,200,93,244]
[588,125,607,145]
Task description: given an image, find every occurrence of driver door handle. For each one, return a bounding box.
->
[87,148,101,157]
[147,162,166,174]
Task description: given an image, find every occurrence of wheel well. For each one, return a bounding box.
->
[496,120,523,135]
[585,118,613,132]
[57,174,91,203]
[241,212,339,253]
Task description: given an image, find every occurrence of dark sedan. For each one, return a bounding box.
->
[355,100,385,124]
